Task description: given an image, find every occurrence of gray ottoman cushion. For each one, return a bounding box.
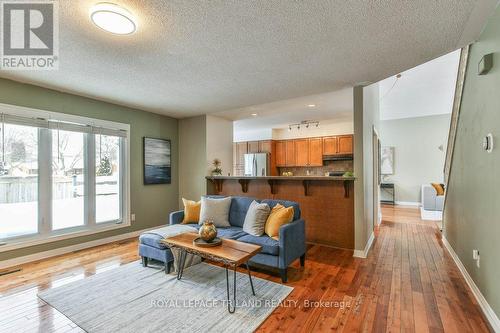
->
[139,233,167,249]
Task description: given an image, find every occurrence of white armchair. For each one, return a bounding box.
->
[422,184,445,211]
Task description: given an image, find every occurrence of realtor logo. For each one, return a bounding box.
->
[1,0,59,70]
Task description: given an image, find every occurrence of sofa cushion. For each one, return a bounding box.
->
[228,196,258,227]
[216,226,247,240]
[237,234,279,256]
[199,196,231,227]
[242,200,270,236]
[182,198,201,223]
[261,199,301,221]
[264,204,294,240]
[139,233,168,249]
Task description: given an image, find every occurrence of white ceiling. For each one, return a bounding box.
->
[379,49,461,120]
[226,88,353,133]
[0,0,496,118]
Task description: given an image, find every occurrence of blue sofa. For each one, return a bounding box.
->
[139,196,306,282]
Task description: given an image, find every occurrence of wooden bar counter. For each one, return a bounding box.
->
[206,176,355,249]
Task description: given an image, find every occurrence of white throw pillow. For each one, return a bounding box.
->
[242,200,270,236]
[199,197,232,227]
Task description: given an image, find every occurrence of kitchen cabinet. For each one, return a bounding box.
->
[338,135,353,154]
[309,138,323,166]
[322,135,353,155]
[285,140,296,166]
[259,140,272,153]
[247,141,260,153]
[294,139,309,166]
[233,142,248,176]
[295,138,323,167]
[234,135,352,173]
[323,136,338,155]
[276,141,286,166]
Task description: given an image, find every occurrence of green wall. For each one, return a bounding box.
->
[178,115,207,207]
[444,7,500,318]
[0,78,179,261]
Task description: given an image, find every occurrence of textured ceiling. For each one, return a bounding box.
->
[380,50,461,120]
[224,88,353,132]
[0,0,495,118]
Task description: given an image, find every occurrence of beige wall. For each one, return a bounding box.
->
[353,86,365,251]
[353,83,381,253]
[206,115,233,176]
[0,78,179,261]
[380,114,451,203]
[445,7,500,318]
[179,115,233,207]
[362,83,380,238]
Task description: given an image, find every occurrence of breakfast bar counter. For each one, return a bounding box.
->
[206,176,355,249]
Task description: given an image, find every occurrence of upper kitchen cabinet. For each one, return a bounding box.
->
[294,139,309,166]
[338,135,353,154]
[295,138,323,167]
[308,138,323,166]
[323,136,338,155]
[247,141,259,153]
[258,140,272,153]
[233,142,248,176]
[247,140,272,154]
[285,140,296,166]
[276,141,286,166]
[322,135,353,155]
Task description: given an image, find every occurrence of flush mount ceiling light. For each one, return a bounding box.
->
[307,104,316,107]
[251,113,258,117]
[90,3,137,35]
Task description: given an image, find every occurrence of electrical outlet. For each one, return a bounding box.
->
[476,255,480,268]
[473,249,479,260]
[131,214,136,222]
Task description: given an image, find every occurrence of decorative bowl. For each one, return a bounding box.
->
[199,220,217,242]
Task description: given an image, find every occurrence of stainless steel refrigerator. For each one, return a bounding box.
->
[244,153,269,176]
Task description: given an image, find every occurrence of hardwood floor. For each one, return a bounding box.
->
[0,205,491,332]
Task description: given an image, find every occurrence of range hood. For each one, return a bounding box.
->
[323,154,353,161]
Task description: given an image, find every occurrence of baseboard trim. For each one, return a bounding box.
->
[442,237,500,332]
[0,226,161,270]
[353,231,375,258]
[395,201,421,207]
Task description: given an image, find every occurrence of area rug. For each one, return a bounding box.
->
[38,262,292,333]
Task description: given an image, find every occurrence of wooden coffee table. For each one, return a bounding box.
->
[161,232,262,313]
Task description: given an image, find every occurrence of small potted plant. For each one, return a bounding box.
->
[211,159,222,176]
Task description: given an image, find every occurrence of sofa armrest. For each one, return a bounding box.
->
[278,219,306,269]
[435,195,445,211]
[422,185,437,210]
[169,210,184,225]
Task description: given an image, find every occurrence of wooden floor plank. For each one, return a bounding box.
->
[0,205,492,332]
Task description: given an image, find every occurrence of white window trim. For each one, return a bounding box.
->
[0,103,131,253]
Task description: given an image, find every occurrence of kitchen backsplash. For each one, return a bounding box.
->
[278,160,353,176]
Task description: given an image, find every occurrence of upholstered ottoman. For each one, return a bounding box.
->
[138,224,198,274]
[138,233,174,273]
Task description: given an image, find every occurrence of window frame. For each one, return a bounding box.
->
[0,103,131,252]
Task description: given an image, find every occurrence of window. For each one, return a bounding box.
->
[52,130,86,230]
[95,134,121,223]
[0,123,38,239]
[0,109,129,248]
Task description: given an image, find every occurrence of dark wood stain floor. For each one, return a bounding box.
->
[0,205,491,332]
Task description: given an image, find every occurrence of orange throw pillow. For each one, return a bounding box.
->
[182,198,201,224]
[431,183,445,196]
[264,204,294,240]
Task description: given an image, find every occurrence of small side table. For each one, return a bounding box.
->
[380,183,395,205]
